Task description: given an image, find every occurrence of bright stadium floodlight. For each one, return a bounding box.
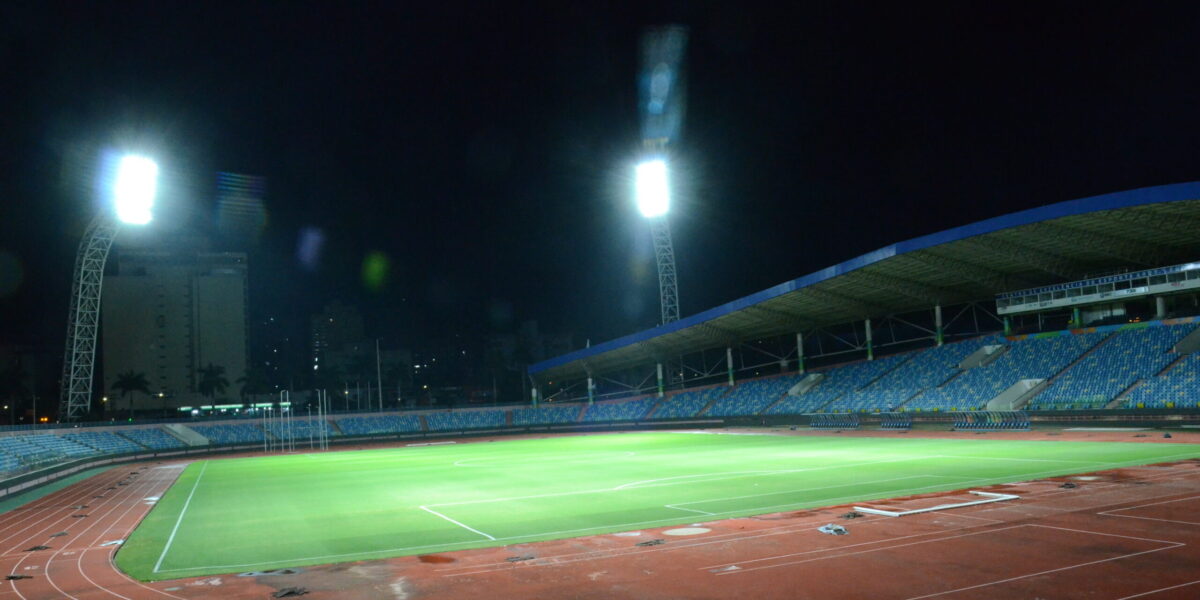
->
[635,158,670,218]
[113,155,158,225]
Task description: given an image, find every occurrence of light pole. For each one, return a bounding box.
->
[58,155,158,422]
[635,154,679,325]
[635,26,688,326]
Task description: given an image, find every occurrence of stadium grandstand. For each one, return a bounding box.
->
[0,183,1197,488]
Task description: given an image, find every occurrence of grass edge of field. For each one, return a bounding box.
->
[115,438,1200,582]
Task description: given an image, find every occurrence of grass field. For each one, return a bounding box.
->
[115,432,1200,581]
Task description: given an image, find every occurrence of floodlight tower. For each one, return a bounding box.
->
[636,152,679,324]
[58,155,158,421]
[637,26,688,325]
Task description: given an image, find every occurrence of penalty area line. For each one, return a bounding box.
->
[153,460,209,573]
[420,505,496,541]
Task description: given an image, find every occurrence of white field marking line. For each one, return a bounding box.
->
[152,460,208,573]
[1098,494,1200,526]
[453,451,636,468]
[170,460,1167,576]
[418,506,495,541]
[429,455,942,508]
[903,527,1185,600]
[1116,579,1200,599]
[1028,523,1185,546]
[444,472,1191,576]
[151,450,1200,576]
[853,491,1019,518]
[667,475,950,510]
[664,505,714,516]
[935,454,1111,465]
[75,468,187,600]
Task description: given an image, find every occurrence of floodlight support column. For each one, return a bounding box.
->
[865,318,874,360]
[726,347,734,386]
[59,215,120,422]
[934,304,944,346]
[795,332,805,374]
[656,363,664,397]
[649,217,680,324]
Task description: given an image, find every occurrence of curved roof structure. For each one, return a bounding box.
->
[530,182,1200,382]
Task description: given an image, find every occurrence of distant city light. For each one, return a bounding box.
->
[635,159,670,218]
[113,155,158,225]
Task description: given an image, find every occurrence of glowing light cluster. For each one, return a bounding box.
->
[113,155,158,225]
[635,159,670,218]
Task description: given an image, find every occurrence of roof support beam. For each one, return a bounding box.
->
[963,236,1078,279]
[849,269,959,304]
[804,285,892,318]
[906,251,1040,291]
[1029,222,1174,266]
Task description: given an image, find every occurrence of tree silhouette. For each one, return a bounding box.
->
[197,363,229,411]
[236,365,270,405]
[111,370,150,420]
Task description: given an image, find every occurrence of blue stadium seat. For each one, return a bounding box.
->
[117,427,187,450]
[425,409,506,431]
[582,398,657,422]
[335,414,423,435]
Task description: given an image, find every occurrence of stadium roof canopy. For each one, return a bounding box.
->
[530,182,1200,382]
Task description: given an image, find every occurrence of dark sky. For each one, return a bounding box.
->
[2,2,1200,354]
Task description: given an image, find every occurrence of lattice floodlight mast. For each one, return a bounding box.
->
[638,26,688,325]
[59,216,119,421]
[59,154,158,422]
[650,216,679,324]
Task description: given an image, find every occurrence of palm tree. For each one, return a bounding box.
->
[111,370,150,420]
[236,365,270,406]
[197,363,229,411]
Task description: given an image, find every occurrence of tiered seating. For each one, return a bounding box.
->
[879,412,912,430]
[425,410,506,431]
[119,427,187,449]
[767,353,910,415]
[1125,353,1200,409]
[0,453,22,475]
[0,435,57,462]
[189,423,268,445]
[827,339,992,413]
[707,375,803,416]
[1031,325,1195,410]
[336,414,423,435]
[65,431,144,454]
[266,419,337,441]
[653,387,726,419]
[24,434,95,458]
[906,333,1106,412]
[582,398,657,422]
[512,405,580,426]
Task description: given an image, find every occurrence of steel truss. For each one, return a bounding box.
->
[59,216,119,421]
[649,216,679,324]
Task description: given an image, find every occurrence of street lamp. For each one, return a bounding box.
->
[58,154,159,422]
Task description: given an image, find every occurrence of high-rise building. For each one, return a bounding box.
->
[310,300,365,375]
[102,249,248,411]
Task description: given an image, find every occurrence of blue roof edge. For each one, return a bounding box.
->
[529,181,1200,376]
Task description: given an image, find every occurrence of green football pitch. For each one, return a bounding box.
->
[115,432,1200,580]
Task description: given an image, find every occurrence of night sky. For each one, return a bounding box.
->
[2,2,1200,357]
